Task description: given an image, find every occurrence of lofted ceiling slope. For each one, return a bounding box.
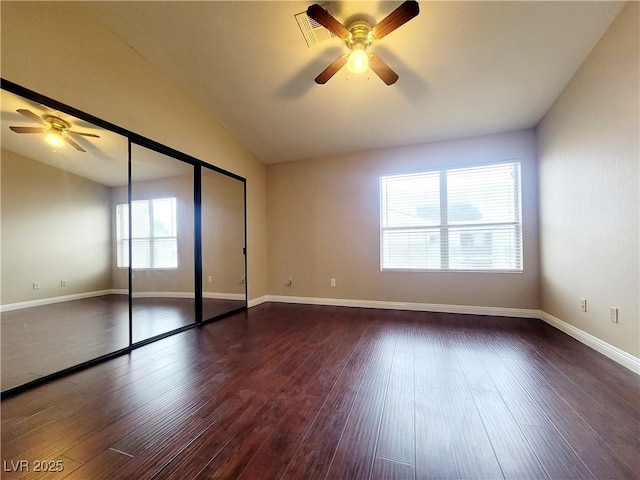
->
[83,1,625,164]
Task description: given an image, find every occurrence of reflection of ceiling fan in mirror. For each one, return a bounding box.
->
[9,109,100,152]
[307,0,420,85]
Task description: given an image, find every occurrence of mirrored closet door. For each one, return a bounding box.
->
[1,87,130,391]
[1,81,248,395]
[129,143,196,342]
[201,166,246,320]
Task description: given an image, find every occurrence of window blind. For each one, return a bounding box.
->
[116,197,178,269]
[380,162,522,272]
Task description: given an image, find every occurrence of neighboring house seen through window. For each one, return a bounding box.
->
[380,161,522,272]
[116,197,178,269]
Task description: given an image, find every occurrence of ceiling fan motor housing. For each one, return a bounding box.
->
[43,114,70,134]
[346,21,374,52]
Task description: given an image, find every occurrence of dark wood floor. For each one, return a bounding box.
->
[1,295,245,391]
[1,303,638,479]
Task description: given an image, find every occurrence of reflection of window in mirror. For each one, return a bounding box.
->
[115,197,178,269]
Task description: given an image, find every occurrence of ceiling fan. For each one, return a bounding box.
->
[9,109,100,152]
[307,1,420,85]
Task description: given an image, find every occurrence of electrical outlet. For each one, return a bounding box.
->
[580,298,587,312]
[32,282,40,290]
[60,280,67,287]
[330,278,336,287]
[610,307,619,323]
[207,275,213,283]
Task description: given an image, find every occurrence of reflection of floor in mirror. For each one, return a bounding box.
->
[1,294,245,391]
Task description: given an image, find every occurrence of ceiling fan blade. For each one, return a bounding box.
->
[372,0,420,40]
[315,55,348,84]
[9,126,48,134]
[64,136,86,152]
[369,55,399,85]
[16,109,49,126]
[307,4,349,40]
[69,130,101,138]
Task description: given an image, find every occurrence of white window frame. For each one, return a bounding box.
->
[380,161,523,273]
[116,197,178,270]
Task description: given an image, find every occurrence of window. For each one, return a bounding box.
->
[116,197,178,269]
[380,162,522,272]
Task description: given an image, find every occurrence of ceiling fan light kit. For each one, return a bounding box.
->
[43,115,69,149]
[9,108,100,152]
[45,131,65,148]
[347,49,368,74]
[345,21,372,74]
[306,1,419,85]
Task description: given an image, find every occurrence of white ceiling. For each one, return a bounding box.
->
[78,2,627,163]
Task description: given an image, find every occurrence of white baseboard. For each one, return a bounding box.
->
[203,292,245,301]
[248,295,269,308]
[132,291,244,300]
[266,294,538,318]
[131,291,194,299]
[1,290,117,313]
[106,291,245,301]
[255,295,639,375]
[1,290,247,312]
[5,290,636,374]
[538,311,640,375]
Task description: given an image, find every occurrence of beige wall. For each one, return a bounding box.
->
[268,129,540,310]
[0,1,268,300]
[1,150,112,304]
[537,2,639,356]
